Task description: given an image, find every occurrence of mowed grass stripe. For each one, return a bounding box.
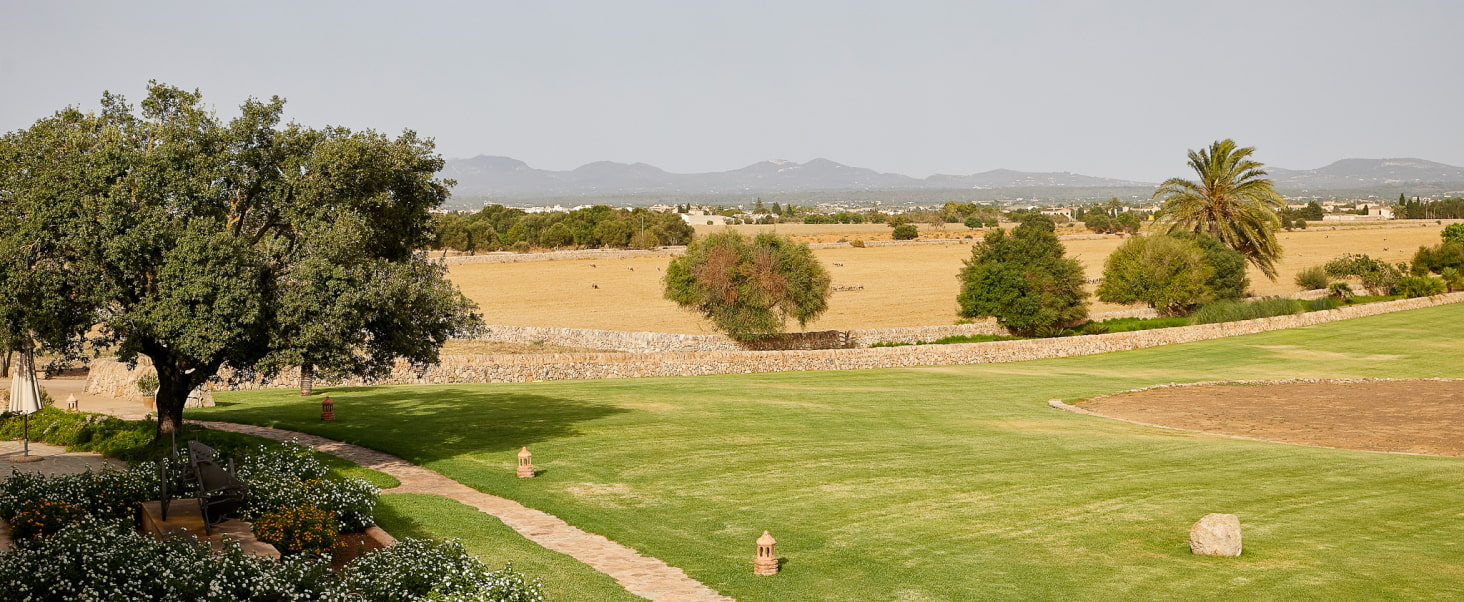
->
[198,303,1464,600]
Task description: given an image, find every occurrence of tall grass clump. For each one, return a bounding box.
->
[1191,297,1304,324]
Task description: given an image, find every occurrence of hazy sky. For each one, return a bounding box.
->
[3,1,1460,182]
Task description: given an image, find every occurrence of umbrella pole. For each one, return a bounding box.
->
[22,413,29,456]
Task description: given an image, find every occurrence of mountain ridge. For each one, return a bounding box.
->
[440,155,1464,199]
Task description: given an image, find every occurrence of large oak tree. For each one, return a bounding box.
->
[0,83,479,438]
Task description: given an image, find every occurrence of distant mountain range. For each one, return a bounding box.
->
[440,156,1464,200]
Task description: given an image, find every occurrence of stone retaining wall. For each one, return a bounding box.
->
[85,293,1464,393]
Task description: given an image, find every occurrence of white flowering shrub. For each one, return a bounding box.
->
[332,539,544,602]
[0,463,185,523]
[237,441,378,532]
[0,517,333,601]
[0,521,543,601]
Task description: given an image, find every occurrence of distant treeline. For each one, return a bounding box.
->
[432,205,694,252]
[1396,197,1464,220]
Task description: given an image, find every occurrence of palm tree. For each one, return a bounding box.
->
[1153,139,1285,279]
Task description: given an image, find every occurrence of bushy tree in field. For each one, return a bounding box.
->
[663,231,831,342]
[1324,253,1403,296]
[1444,223,1464,245]
[1169,231,1250,300]
[0,83,480,437]
[957,214,1088,334]
[1411,241,1464,276]
[891,224,919,240]
[1096,235,1213,316]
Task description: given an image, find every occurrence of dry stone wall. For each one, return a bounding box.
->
[85,293,1464,393]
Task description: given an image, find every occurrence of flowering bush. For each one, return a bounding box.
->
[8,498,89,540]
[335,538,544,602]
[253,505,342,557]
[0,462,173,524]
[0,520,543,601]
[238,441,378,532]
[0,517,333,601]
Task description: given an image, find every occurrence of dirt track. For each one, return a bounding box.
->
[1078,380,1464,457]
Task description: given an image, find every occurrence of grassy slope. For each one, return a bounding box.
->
[374,494,645,601]
[197,304,1464,600]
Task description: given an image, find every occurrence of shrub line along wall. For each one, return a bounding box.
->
[84,293,1464,395]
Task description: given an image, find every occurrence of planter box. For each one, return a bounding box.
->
[332,526,397,570]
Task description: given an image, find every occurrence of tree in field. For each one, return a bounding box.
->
[891,224,919,240]
[957,214,1088,334]
[1324,253,1403,296]
[0,83,480,438]
[1168,231,1249,300]
[1097,235,1213,316]
[1443,223,1464,245]
[663,231,830,342]
[1153,139,1285,279]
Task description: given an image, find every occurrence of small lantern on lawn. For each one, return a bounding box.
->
[754,531,779,576]
[321,396,335,421]
[517,447,535,478]
[65,394,79,412]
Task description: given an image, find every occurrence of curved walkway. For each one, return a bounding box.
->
[191,421,734,602]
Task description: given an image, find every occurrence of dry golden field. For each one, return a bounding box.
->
[449,222,1451,333]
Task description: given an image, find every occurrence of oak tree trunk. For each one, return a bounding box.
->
[300,363,314,396]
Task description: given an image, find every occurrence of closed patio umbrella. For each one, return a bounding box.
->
[7,347,46,458]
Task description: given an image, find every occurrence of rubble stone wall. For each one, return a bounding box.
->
[85,293,1464,393]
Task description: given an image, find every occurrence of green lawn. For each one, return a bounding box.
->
[197,303,1464,600]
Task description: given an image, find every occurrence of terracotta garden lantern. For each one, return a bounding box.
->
[65,394,78,412]
[517,447,535,478]
[754,531,779,576]
[321,396,335,421]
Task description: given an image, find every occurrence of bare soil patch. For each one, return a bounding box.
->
[1078,380,1464,456]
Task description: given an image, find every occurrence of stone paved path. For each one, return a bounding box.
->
[191,421,735,602]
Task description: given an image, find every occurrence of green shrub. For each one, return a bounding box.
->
[136,373,159,394]
[253,505,341,557]
[890,224,919,240]
[8,498,89,540]
[1328,281,1355,300]
[957,215,1089,335]
[1324,253,1402,295]
[1191,298,1304,325]
[1082,316,1192,333]
[1442,267,1464,291]
[1304,297,1340,312]
[1294,266,1329,290]
[1170,231,1250,301]
[1443,222,1464,245]
[1395,275,1446,298]
[1097,234,1213,316]
[1412,241,1464,276]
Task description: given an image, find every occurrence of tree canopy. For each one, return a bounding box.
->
[957,214,1088,334]
[663,231,830,342]
[1153,139,1284,279]
[0,83,480,437]
[1097,234,1213,316]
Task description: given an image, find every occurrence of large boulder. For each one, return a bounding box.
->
[1189,513,1242,557]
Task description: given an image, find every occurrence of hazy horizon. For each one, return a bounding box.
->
[3,1,1461,182]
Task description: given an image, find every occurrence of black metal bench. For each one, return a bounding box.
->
[159,440,249,534]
